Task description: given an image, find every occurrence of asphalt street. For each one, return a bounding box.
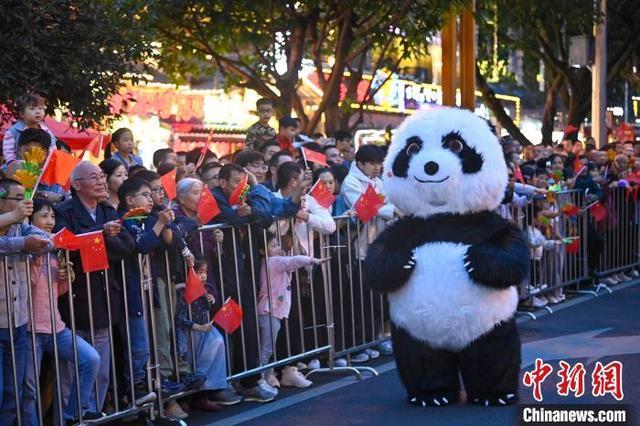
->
[189,281,639,426]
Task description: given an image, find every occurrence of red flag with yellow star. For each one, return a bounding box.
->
[354,183,384,223]
[309,179,336,209]
[213,297,243,334]
[76,230,109,273]
[185,267,206,304]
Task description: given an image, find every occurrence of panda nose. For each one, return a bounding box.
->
[424,161,439,176]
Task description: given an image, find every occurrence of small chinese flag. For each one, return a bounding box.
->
[76,231,109,273]
[52,228,80,250]
[301,147,328,166]
[560,203,580,217]
[573,157,585,176]
[589,201,608,223]
[513,166,524,183]
[309,179,336,209]
[197,186,221,224]
[40,149,81,189]
[565,237,580,254]
[195,140,212,169]
[213,297,243,334]
[185,267,206,304]
[276,134,294,153]
[83,135,104,158]
[160,168,177,200]
[229,174,250,206]
[354,184,384,223]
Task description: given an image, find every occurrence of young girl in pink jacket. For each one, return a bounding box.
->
[257,232,329,389]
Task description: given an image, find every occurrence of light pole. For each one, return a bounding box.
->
[591,0,607,148]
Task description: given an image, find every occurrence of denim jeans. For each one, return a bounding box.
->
[0,324,27,426]
[59,327,111,412]
[187,327,227,391]
[119,314,150,386]
[22,328,100,424]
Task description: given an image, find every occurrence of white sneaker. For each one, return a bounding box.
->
[617,272,631,281]
[531,296,548,308]
[257,378,279,395]
[334,358,347,367]
[264,370,280,388]
[628,269,640,277]
[280,367,313,388]
[364,348,380,359]
[307,359,321,370]
[602,277,618,285]
[296,362,308,370]
[350,352,370,363]
[547,296,560,304]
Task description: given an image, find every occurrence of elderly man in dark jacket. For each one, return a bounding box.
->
[54,161,135,412]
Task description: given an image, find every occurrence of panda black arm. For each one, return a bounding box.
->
[464,220,530,289]
[364,219,420,293]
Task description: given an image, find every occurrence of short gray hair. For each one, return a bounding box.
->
[176,177,203,199]
[70,161,95,183]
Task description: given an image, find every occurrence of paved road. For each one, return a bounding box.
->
[188,281,639,426]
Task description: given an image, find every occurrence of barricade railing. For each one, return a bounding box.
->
[594,187,640,280]
[514,190,591,313]
[4,186,640,425]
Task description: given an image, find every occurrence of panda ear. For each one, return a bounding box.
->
[392,136,423,177]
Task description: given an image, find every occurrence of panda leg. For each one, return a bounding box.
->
[391,322,459,407]
[457,317,520,407]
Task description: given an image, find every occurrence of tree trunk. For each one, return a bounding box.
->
[541,75,562,145]
[565,70,591,127]
[476,65,532,146]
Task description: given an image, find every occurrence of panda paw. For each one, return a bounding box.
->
[469,393,518,407]
[402,250,417,270]
[408,395,454,407]
[462,252,477,276]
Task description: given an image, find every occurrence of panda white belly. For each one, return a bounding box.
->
[387,241,518,351]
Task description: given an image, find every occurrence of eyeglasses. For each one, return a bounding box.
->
[249,163,268,172]
[151,187,165,195]
[76,173,107,183]
[132,192,153,200]
[3,196,25,201]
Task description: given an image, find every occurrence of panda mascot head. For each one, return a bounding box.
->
[383,107,507,218]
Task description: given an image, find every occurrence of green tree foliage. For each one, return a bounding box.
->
[476,0,640,145]
[0,0,155,128]
[140,0,463,133]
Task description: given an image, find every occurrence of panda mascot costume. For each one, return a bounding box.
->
[364,107,529,408]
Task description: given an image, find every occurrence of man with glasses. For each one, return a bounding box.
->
[234,151,301,218]
[245,98,276,151]
[54,161,135,413]
[199,162,222,191]
[0,178,52,423]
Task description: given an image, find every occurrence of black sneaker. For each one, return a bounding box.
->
[181,373,206,391]
[162,379,187,396]
[134,382,157,406]
[66,411,106,425]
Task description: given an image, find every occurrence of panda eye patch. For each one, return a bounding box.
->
[447,139,464,154]
[406,142,421,156]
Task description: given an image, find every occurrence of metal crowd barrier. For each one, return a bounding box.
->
[3,187,639,425]
[593,187,640,280]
